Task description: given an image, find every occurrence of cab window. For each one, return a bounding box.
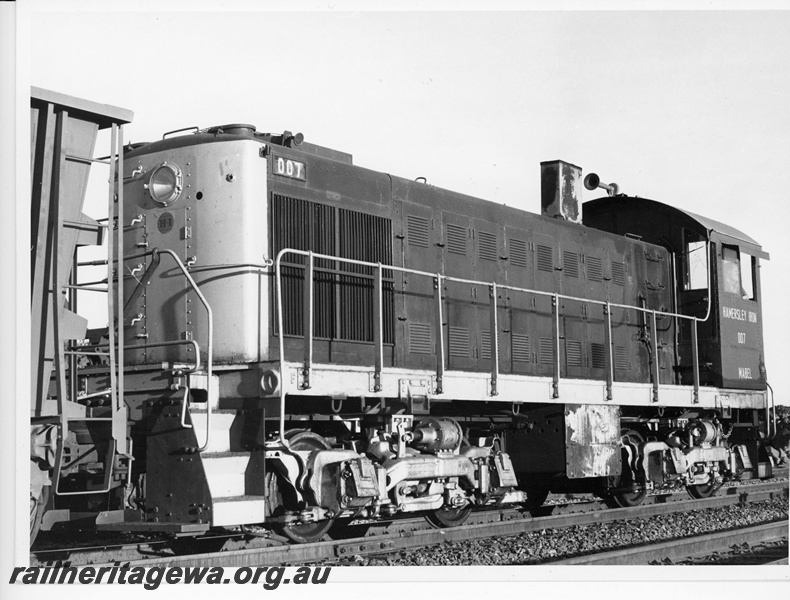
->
[721,246,740,295]
[721,244,757,300]
[741,251,756,300]
[683,230,708,291]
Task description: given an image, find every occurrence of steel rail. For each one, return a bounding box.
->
[551,521,788,565]
[69,480,787,568]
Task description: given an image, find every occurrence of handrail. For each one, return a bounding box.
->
[275,250,289,448]
[274,246,716,424]
[177,383,193,429]
[155,249,214,452]
[277,248,711,325]
[116,246,214,449]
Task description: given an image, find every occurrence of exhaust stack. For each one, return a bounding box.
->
[540,160,582,224]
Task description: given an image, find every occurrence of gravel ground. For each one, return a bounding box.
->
[674,539,788,565]
[357,498,788,566]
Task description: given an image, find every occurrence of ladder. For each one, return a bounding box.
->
[30,88,133,496]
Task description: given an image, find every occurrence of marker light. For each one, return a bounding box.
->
[147,162,183,206]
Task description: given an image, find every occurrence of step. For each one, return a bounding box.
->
[201,452,249,498]
[188,410,236,454]
[212,495,267,527]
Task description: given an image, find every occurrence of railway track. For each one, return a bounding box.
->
[552,521,788,565]
[32,478,788,567]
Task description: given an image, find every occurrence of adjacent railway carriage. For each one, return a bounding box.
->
[31,99,776,545]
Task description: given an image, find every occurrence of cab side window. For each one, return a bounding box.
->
[722,244,757,300]
[721,245,741,295]
[683,230,708,291]
[740,251,756,300]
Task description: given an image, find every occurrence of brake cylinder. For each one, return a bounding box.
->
[688,420,718,445]
[410,417,463,453]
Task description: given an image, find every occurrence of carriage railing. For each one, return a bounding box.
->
[275,248,713,444]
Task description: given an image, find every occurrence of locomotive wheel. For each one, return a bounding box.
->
[611,487,647,508]
[686,481,720,499]
[425,504,473,528]
[516,476,552,516]
[266,431,336,544]
[526,485,550,507]
[279,518,335,544]
[610,429,647,508]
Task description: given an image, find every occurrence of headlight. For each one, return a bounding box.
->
[146,162,183,206]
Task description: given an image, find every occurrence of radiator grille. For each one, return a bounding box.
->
[478,231,497,261]
[409,323,433,355]
[563,251,579,278]
[537,244,554,272]
[509,238,528,268]
[407,215,429,248]
[481,330,491,360]
[271,194,393,343]
[512,334,530,362]
[539,337,555,365]
[446,224,467,255]
[611,261,626,286]
[272,194,335,338]
[566,339,583,367]
[614,345,630,370]
[590,342,606,369]
[481,330,507,360]
[587,256,603,282]
[338,208,394,342]
[448,326,470,358]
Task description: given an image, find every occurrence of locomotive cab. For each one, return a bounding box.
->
[583,197,770,391]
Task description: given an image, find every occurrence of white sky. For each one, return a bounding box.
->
[3,0,790,592]
[29,2,788,401]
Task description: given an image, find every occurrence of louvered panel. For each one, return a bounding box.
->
[407,214,429,248]
[481,330,491,360]
[446,224,467,255]
[563,251,579,278]
[614,345,630,370]
[338,208,394,343]
[537,244,554,272]
[512,334,530,362]
[566,339,583,367]
[587,256,603,282]
[272,195,393,343]
[539,337,554,365]
[478,231,497,262]
[448,326,470,358]
[509,238,528,268]
[611,261,626,286]
[480,330,505,360]
[409,323,433,355]
[590,342,606,369]
[271,194,335,338]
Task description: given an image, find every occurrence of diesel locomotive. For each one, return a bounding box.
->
[30,89,776,546]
